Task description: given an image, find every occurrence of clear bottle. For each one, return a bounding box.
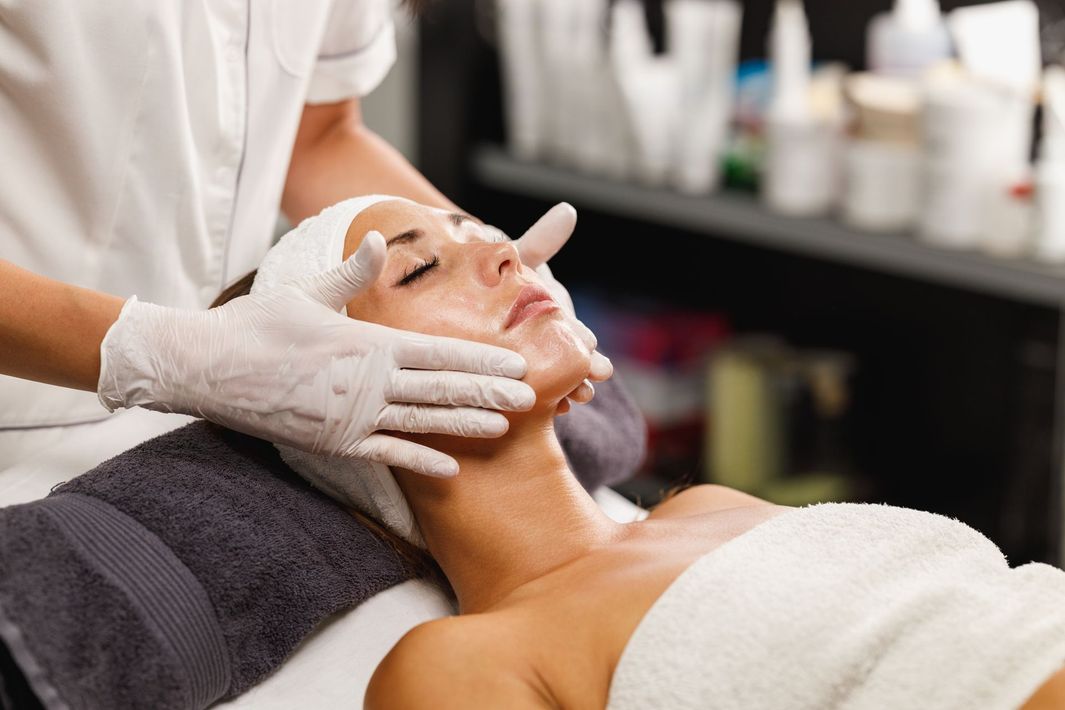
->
[866,0,951,78]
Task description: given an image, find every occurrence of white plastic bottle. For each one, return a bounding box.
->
[611,0,679,186]
[496,0,546,160]
[1035,67,1065,263]
[866,0,951,78]
[763,0,842,217]
[666,0,743,194]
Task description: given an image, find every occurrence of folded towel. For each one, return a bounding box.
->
[0,373,645,710]
[0,423,416,710]
[608,503,1065,710]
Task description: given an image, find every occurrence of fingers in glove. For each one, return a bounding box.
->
[535,262,576,316]
[570,318,598,352]
[389,370,536,411]
[514,203,577,268]
[377,403,511,438]
[394,333,527,379]
[298,230,387,310]
[566,380,595,404]
[349,432,460,478]
[588,352,613,382]
[554,316,612,382]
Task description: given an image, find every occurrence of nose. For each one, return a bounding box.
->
[473,240,521,286]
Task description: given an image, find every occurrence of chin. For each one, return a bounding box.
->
[517,318,592,408]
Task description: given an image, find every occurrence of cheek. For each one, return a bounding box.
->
[352,287,504,346]
[425,290,499,337]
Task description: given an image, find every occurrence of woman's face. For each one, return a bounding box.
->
[344,199,592,409]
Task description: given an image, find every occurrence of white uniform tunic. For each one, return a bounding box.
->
[0,0,396,428]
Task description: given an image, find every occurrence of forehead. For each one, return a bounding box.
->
[343,199,486,259]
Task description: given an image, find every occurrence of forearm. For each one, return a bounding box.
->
[282,100,458,224]
[0,260,124,391]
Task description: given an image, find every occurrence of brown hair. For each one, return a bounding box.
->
[211,272,452,594]
[209,271,258,309]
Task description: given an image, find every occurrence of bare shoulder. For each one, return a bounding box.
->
[1022,664,1065,709]
[648,483,776,520]
[365,616,550,710]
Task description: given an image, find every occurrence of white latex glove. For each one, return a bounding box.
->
[509,203,614,405]
[97,232,536,478]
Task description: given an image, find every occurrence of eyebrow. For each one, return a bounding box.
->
[386,229,423,249]
[386,213,473,249]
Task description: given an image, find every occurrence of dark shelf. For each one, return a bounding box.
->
[471,145,1065,308]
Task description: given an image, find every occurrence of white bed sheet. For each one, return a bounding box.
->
[0,409,647,708]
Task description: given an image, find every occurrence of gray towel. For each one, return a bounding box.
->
[0,423,416,709]
[557,374,647,488]
[0,375,646,709]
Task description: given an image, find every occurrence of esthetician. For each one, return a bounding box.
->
[0,0,608,476]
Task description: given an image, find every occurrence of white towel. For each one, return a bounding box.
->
[608,503,1065,709]
[250,195,426,547]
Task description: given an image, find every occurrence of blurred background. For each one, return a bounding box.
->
[362,0,1065,565]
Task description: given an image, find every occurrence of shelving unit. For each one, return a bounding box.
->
[471,145,1065,308]
[470,144,1065,564]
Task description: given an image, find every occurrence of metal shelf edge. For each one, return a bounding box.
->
[471,146,1065,308]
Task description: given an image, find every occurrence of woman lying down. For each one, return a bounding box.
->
[235,195,1065,710]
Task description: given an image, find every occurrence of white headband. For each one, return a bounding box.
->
[251,194,405,308]
[251,195,425,547]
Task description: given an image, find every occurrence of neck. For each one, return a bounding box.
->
[394,414,623,613]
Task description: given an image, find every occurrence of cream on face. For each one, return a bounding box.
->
[343,200,592,409]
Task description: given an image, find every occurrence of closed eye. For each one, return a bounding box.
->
[396,255,440,287]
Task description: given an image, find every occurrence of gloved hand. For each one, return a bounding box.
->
[97,232,535,478]
[508,203,614,406]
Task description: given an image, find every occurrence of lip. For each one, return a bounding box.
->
[504,284,559,330]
